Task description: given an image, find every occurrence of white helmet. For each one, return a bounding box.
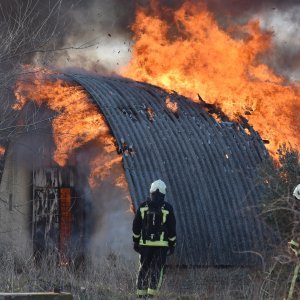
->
[293,184,300,200]
[150,179,167,195]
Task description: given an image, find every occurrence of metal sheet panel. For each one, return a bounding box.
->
[67,74,274,266]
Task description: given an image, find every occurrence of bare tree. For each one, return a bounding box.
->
[0,0,63,142]
[0,0,65,186]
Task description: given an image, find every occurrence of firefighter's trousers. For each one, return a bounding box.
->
[136,246,168,298]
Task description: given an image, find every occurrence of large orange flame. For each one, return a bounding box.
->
[14,68,127,189]
[121,1,300,156]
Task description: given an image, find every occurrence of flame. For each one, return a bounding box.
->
[121,1,300,156]
[89,154,123,188]
[166,96,178,113]
[146,106,155,121]
[0,146,5,157]
[14,68,126,188]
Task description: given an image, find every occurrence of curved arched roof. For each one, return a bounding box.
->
[67,73,274,266]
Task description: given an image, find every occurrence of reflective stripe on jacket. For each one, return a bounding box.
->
[132,198,176,247]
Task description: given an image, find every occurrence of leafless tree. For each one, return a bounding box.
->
[0,0,64,143]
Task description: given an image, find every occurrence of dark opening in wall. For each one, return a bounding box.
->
[32,167,86,265]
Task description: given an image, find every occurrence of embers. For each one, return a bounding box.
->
[146,106,155,122]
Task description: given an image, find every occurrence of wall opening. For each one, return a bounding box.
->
[32,167,86,266]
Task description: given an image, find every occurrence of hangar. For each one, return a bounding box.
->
[0,73,274,266]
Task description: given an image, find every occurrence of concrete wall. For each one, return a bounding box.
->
[0,136,134,262]
[0,143,32,255]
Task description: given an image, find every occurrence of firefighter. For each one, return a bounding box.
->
[132,179,176,298]
[293,184,300,201]
[289,184,300,253]
[287,184,300,300]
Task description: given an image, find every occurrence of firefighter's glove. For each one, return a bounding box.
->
[167,246,175,256]
[133,242,140,253]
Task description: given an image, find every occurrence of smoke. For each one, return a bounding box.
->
[46,0,137,73]
[204,0,300,80]
[1,0,299,79]
[57,0,300,79]
[205,0,300,16]
[255,6,300,80]
[0,0,136,73]
[74,141,133,261]
[88,178,133,261]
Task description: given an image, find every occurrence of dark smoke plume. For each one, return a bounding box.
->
[205,0,300,15]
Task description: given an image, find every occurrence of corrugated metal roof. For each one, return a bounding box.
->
[67,73,274,266]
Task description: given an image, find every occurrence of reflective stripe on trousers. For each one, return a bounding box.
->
[136,247,167,297]
[136,289,147,296]
[147,267,164,296]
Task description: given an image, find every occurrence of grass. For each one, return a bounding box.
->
[0,246,296,299]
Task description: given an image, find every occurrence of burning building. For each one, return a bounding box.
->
[0,71,275,266]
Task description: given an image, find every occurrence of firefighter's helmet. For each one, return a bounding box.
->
[150,179,167,195]
[293,184,300,200]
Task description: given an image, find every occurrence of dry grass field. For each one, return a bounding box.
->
[0,247,297,300]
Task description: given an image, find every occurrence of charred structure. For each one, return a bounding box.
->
[32,167,86,264]
[68,73,275,266]
[0,73,275,266]
[0,123,89,265]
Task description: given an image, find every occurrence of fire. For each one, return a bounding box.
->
[121,1,300,156]
[0,146,5,157]
[166,96,178,113]
[89,154,122,188]
[14,68,126,188]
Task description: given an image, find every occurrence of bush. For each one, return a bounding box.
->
[259,144,300,299]
[261,144,300,240]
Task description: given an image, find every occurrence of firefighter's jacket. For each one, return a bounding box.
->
[132,198,176,247]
